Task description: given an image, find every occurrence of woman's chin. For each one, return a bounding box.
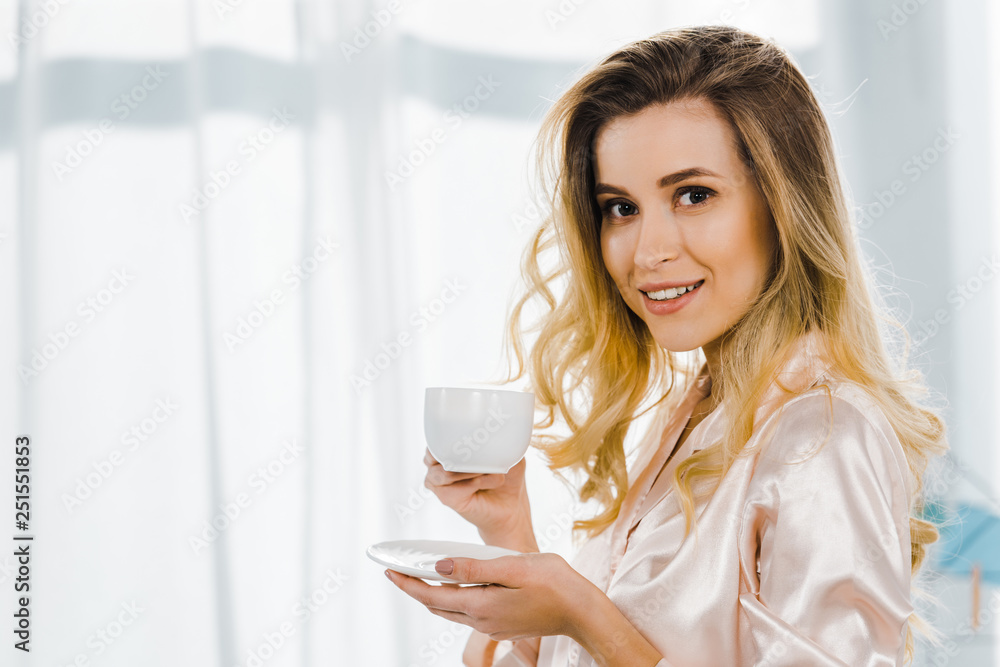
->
[651,332,705,354]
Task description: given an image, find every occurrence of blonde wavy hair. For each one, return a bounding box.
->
[486,25,950,662]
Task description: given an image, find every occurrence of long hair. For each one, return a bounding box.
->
[488,25,948,662]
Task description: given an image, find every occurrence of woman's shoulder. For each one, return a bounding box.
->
[748,374,913,501]
[769,373,895,440]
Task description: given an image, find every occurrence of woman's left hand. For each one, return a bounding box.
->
[385,552,596,643]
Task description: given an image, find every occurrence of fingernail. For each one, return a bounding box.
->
[435,559,454,575]
[385,570,393,581]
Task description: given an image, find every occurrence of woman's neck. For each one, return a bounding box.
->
[701,339,722,410]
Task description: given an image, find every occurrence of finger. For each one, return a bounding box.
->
[438,555,525,587]
[423,450,508,484]
[425,467,489,486]
[426,469,505,489]
[449,473,506,488]
[464,473,507,489]
[428,479,508,511]
[423,452,470,477]
[427,475,507,506]
[422,452,473,479]
[426,605,476,627]
[386,570,478,613]
[422,450,489,481]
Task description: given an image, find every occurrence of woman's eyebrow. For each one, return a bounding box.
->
[595,167,723,196]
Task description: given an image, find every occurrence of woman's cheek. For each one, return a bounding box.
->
[600,231,632,287]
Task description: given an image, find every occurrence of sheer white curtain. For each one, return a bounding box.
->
[1,1,996,666]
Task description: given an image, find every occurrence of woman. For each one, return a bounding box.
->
[385,25,948,667]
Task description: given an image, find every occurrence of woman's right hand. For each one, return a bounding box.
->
[423,448,538,552]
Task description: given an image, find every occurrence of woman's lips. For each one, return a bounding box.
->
[640,280,702,315]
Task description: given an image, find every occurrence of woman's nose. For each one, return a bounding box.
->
[633,210,682,269]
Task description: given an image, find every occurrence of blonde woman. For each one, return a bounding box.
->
[386,25,948,667]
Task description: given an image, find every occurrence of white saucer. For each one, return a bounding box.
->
[367,539,521,583]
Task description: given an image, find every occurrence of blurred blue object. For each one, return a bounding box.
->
[929,501,1000,584]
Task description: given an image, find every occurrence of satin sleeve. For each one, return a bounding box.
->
[738,393,914,667]
[462,631,540,667]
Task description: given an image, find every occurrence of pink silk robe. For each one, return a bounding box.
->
[467,330,914,667]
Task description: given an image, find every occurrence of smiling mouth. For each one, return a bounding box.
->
[642,279,704,301]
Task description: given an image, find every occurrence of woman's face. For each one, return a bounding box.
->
[594,97,777,354]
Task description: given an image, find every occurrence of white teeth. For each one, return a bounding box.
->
[646,281,702,301]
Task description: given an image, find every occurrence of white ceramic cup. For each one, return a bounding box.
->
[424,387,535,473]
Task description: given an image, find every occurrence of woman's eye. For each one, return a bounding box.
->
[677,186,714,207]
[601,200,637,219]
